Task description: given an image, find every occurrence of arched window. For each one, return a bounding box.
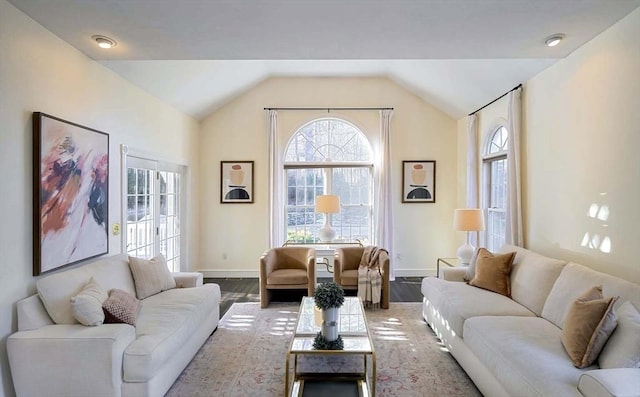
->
[284,118,373,243]
[482,126,508,251]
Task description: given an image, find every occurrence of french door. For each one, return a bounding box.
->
[125,156,183,272]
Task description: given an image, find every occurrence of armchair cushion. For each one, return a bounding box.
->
[339,270,359,287]
[267,269,308,285]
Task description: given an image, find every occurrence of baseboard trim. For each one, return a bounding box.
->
[199,268,435,279]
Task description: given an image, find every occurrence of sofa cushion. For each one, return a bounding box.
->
[123,283,221,382]
[421,278,535,337]
[542,262,640,329]
[464,316,590,397]
[598,301,640,369]
[578,369,640,397]
[70,277,108,326]
[499,245,567,316]
[469,249,515,297]
[37,254,134,324]
[103,289,140,326]
[561,286,618,368]
[128,255,176,299]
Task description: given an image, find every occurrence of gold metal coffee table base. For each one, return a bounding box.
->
[285,297,376,397]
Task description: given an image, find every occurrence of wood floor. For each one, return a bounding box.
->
[204,276,425,316]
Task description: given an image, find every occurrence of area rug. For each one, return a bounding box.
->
[166,302,481,397]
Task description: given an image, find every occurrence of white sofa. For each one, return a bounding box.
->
[7,253,221,397]
[422,245,640,397]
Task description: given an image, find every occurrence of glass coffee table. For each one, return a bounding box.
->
[285,297,376,397]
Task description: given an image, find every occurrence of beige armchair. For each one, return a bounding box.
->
[259,247,316,308]
[334,246,390,309]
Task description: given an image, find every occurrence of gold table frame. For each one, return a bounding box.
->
[285,297,376,397]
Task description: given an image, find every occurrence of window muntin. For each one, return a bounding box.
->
[285,118,373,243]
[483,126,508,251]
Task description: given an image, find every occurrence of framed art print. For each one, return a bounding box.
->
[33,112,109,275]
[221,161,254,203]
[402,160,436,203]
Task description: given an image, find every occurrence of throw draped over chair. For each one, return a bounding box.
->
[334,246,390,309]
[259,247,316,308]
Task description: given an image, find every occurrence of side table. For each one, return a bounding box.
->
[436,257,459,278]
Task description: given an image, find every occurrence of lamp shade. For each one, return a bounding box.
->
[315,195,340,213]
[453,209,485,231]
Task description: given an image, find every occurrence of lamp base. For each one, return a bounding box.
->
[319,225,336,243]
[457,243,475,265]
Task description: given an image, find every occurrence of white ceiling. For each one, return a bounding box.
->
[9,0,640,120]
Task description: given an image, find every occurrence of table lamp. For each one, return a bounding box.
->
[316,195,340,242]
[453,208,485,265]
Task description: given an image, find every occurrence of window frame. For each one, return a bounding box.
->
[481,125,509,251]
[283,117,374,244]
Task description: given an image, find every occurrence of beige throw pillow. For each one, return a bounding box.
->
[598,301,640,369]
[128,255,176,299]
[469,248,515,297]
[102,289,140,326]
[70,277,108,326]
[561,285,618,368]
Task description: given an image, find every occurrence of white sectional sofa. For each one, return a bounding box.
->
[7,253,221,397]
[422,245,640,397]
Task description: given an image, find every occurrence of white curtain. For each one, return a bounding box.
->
[375,109,394,279]
[505,89,523,246]
[466,113,480,246]
[267,110,285,248]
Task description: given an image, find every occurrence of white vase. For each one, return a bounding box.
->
[321,307,339,341]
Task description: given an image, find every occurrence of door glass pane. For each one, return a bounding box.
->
[158,170,181,271]
[127,167,155,255]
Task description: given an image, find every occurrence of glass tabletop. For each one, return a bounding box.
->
[290,297,373,353]
[295,297,368,336]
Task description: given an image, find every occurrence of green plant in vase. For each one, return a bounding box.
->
[314,282,345,343]
[314,282,345,310]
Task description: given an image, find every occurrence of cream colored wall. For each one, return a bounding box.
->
[0,2,200,395]
[456,8,640,283]
[199,77,458,277]
[524,8,640,283]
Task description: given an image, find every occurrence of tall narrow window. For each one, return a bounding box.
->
[284,118,373,243]
[482,126,508,251]
[125,156,184,271]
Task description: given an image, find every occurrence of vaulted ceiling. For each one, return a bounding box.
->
[9,0,640,120]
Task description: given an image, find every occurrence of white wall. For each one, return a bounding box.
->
[199,77,458,278]
[0,1,200,395]
[524,8,640,282]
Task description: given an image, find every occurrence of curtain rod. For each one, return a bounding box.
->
[468,84,522,116]
[264,107,393,111]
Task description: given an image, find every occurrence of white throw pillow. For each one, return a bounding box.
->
[70,277,108,326]
[598,301,640,369]
[464,247,480,281]
[128,255,176,299]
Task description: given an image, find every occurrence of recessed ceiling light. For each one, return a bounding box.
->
[92,35,117,49]
[545,34,565,47]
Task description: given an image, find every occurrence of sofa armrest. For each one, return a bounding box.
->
[8,324,136,397]
[440,266,467,281]
[578,368,640,397]
[17,294,54,331]
[172,272,204,288]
